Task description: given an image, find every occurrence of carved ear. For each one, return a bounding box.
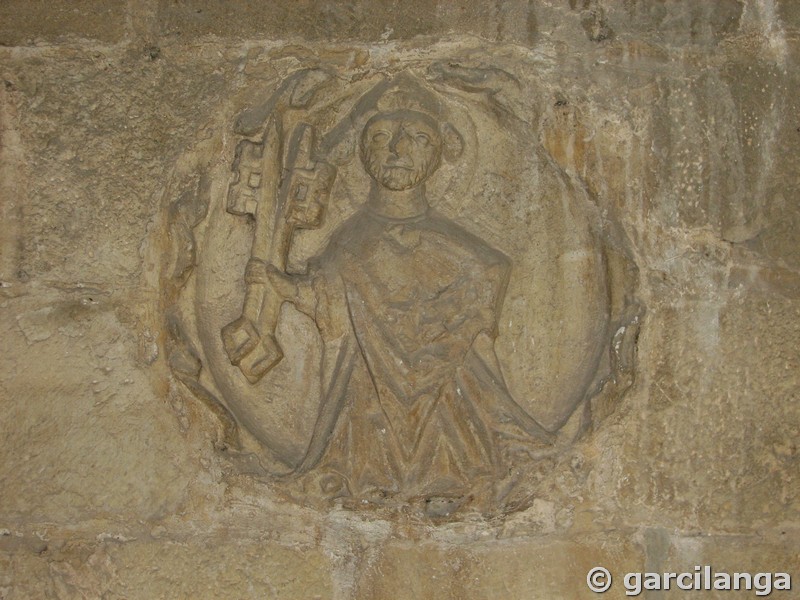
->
[441,122,464,162]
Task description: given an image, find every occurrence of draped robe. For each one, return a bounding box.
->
[293,204,552,499]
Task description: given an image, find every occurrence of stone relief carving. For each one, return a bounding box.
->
[161,64,641,517]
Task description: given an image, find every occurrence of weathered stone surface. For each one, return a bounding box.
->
[1,0,798,597]
[0,1,127,46]
[0,534,333,599]
[0,286,200,523]
[156,0,537,44]
[355,534,643,599]
[622,288,800,533]
[648,532,800,599]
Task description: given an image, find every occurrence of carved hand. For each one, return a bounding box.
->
[243,258,297,300]
[262,263,298,301]
[245,259,316,316]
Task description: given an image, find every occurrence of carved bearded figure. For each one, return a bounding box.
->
[264,85,554,505]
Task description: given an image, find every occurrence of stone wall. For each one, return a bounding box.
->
[1,1,798,598]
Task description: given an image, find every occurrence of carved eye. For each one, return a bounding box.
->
[415,133,430,145]
[372,131,390,144]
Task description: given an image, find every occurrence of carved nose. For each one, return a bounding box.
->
[388,131,411,155]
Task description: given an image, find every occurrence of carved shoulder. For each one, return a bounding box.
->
[425,210,512,275]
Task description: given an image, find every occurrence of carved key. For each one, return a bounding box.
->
[222,118,335,383]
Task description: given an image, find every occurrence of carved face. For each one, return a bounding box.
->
[361,110,443,191]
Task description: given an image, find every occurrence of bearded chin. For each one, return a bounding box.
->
[379,168,422,190]
[367,154,438,191]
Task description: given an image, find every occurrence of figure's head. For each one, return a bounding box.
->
[360,109,443,191]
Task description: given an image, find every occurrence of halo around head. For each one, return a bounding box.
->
[320,71,463,165]
[372,72,444,116]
